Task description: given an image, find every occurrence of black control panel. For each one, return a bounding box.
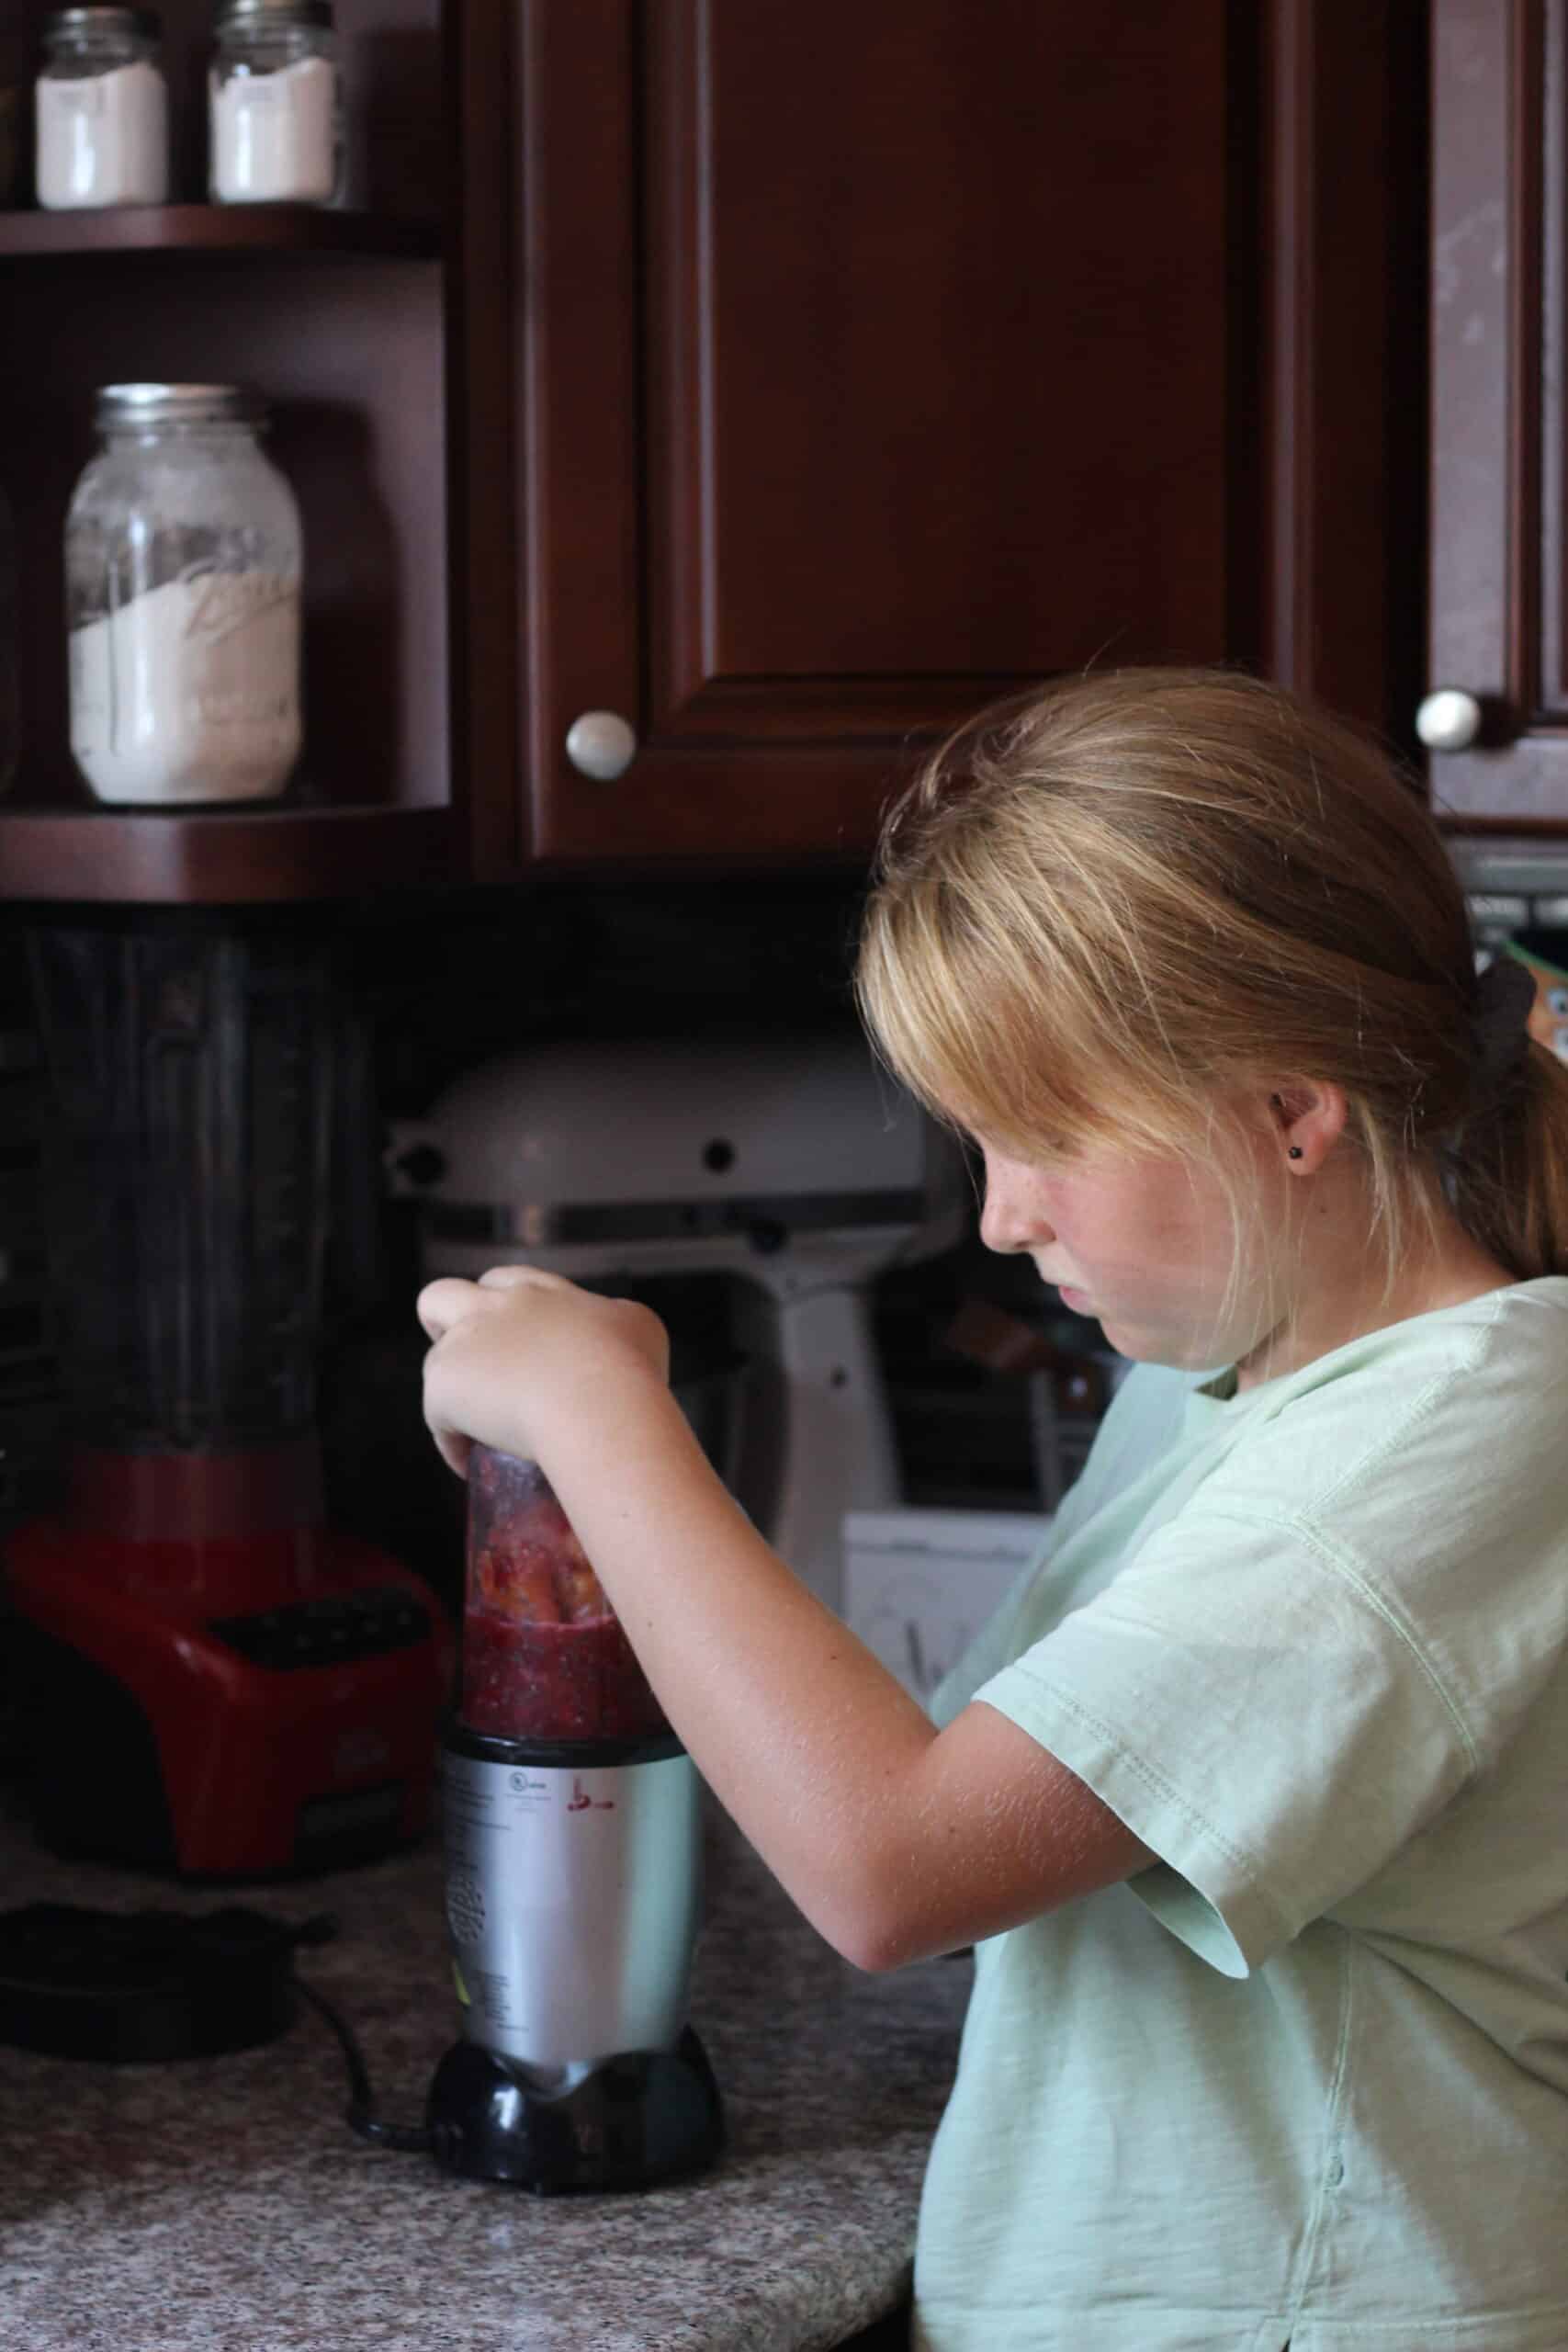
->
[208,1585,432,1672]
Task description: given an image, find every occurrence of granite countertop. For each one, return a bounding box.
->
[0,1792,969,2352]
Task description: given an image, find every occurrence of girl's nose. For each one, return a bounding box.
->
[978,1162,1050,1255]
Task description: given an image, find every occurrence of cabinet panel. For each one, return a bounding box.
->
[1427,0,1568,825]
[519,0,1241,865]
[653,1,1229,704]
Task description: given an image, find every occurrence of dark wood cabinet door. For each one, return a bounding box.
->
[1427,0,1568,827]
[515,0,1245,867]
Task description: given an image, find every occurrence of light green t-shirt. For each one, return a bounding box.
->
[914,1278,1568,2352]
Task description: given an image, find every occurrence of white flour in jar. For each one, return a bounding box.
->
[210,55,337,204]
[36,60,168,209]
[69,571,301,804]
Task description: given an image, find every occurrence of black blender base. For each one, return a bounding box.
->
[425,2026,725,2192]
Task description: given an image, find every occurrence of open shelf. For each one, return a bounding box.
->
[0,803,459,904]
[0,205,443,261]
[0,0,516,907]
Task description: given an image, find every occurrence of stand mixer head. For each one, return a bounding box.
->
[390,1030,967,1611]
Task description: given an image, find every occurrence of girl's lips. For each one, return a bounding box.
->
[1057,1284,1094,1314]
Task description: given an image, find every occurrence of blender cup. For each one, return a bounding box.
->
[425,1446,724,2190]
[457,1446,671,1744]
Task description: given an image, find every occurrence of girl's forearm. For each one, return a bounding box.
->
[530,1371,944,1967]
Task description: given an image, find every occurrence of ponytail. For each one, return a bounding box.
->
[1446,1019,1568,1280]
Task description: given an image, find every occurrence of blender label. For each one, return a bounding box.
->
[446,1866,486,1946]
[470,1970,515,2024]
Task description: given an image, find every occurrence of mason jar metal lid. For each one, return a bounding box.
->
[214,0,334,28]
[96,383,268,429]
[43,6,163,36]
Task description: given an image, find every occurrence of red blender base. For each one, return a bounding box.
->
[4,1442,452,1878]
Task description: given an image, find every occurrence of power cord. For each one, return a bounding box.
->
[294,1971,432,2154]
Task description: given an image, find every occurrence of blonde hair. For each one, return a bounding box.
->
[854,665,1568,1290]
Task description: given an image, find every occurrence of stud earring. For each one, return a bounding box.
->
[1288,1146,1303,1161]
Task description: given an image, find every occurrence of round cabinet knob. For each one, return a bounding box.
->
[564,710,638,781]
[1415,688,1483,752]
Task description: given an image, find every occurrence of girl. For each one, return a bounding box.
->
[419,667,1568,2352]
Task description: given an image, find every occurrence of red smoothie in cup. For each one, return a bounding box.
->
[459,1446,670,1743]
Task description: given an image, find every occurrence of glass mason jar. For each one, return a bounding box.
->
[64,384,304,807]
[35,6,169,210]
[209,0,341,207]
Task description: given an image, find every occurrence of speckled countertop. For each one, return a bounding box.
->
[0,1792,968,2352]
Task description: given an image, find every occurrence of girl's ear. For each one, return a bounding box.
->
[1265,1080,1348,1173]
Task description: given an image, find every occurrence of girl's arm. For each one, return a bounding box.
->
[420,1268,1152,1973]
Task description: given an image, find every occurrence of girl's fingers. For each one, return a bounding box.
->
[430,1426,473,1479]
[476,1264,573,1295]
[418,1270,602,1474]
[415,1276,483,1340]
[416,1268,565,1343]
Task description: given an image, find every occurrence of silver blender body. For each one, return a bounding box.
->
[441,1737,702,2075]
[425,1727,725,2191]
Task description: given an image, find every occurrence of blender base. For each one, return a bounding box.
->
[425,2026,724,2192]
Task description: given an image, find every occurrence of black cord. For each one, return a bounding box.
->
[293,1974,432,2154]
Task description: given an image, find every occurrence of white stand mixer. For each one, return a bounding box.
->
[388,1030,967,1612]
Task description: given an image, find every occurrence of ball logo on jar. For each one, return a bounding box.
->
[179,561,299,649]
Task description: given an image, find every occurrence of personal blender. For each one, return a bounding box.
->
[425,1443,724,2191]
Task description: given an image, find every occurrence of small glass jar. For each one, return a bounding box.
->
[209,0,341,207]
[65,384,304,807]
[35,6,169,211]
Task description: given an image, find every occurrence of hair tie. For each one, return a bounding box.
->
[1470,953,1537,1097]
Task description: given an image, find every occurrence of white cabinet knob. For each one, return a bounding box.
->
[1415,688,1483,752]
[564,710,638,781]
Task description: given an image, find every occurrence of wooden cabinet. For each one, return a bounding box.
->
[517,0,1244,865]
[1427,0,1568,827]
[0,2,1415,901]
[513,0,1420,868]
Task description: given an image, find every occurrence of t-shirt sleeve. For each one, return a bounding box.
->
[929,1357,1200,1728]
[973,1503,1479,1975]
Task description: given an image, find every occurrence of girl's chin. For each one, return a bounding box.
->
[1090,1313,1217,1373]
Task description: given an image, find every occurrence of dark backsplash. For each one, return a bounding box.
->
[0,876,1111,1616]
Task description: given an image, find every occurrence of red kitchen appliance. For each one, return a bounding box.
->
[2,921,448,1879]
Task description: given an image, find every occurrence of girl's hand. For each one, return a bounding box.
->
[417,1266,671,1477]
